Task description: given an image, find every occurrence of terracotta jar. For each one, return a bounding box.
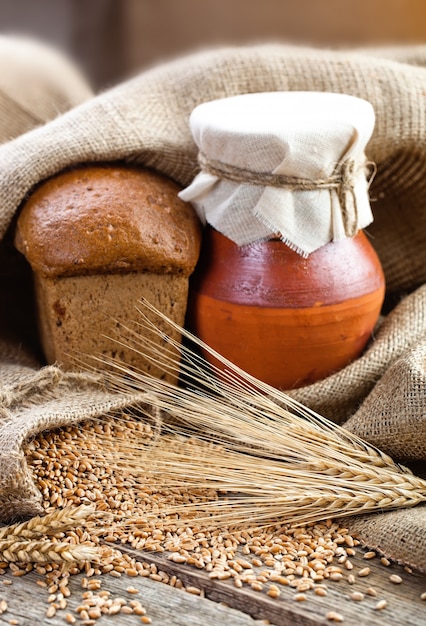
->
[187,226,385,389]
[179,92,385,389]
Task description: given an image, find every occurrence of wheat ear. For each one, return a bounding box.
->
[0,504,96,541]
[0,539,98,563]
[91,298,426,529]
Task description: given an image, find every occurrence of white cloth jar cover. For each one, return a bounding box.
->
[179,92,375,256]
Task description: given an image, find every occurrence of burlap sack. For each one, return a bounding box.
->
[0,36,93,142]
[0,39,425,570]
[344,340,426,462]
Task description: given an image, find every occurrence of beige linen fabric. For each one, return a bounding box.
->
[0,39,425,570]
[178,92,375,255]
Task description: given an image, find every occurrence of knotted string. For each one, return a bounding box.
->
[198,153,376,238]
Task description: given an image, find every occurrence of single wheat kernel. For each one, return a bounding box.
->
[140,618,152,624]
[374,600,387,610]
[169,554,186,563]
[237,559,252,569]
[267,585,280,599]
[108,605,121,616]
[366,587,377,597]
[65,614,76,624]
[149,574,162,582]
[358,567,370,577]
[363,551,376,560]
[326,611,344,622]
[350,591,364,602]
[347,574,355,585]
[294,593,306,602]
[329,573,343,582]
[0,600,8,613]
[127,587,139,594]
[315,587,327,597]
[87,577,101,586]
[389,574,402,584]
[45,605,56,619]
[120,606,134,615]
[185,586,202,595]
[133,607,147,616]
[256,575,269,583]
[380,557,391,567]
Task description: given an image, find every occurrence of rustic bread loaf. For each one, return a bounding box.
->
[14,165,201,379]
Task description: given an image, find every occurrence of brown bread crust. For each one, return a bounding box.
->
[15,165,201,277]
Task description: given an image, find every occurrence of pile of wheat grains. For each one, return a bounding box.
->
[0,415,417,624]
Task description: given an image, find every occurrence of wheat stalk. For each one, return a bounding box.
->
[0,505,100,564]
[0,504,96,541]
[92,298,426,529]
[0,538,98,563]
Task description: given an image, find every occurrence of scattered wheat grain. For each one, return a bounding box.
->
[315,587,327,597]
[267,585,280,599]
[350,591,364,601]
[389,574,402,584]
[374,600,387,610]
[358,567,370,577]
[326,611,344,622]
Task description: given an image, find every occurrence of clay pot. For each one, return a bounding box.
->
[187,226,385,389]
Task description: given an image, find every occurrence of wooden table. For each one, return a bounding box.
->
[0,544,424,625]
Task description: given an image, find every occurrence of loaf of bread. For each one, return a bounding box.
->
[14,165,201,380]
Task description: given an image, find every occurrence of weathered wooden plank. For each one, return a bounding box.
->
[0,570,263,626]
[118,543,426,626]
[0,545,424,625]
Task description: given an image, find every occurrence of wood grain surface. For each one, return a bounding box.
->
[0,569,262,626]
[0,543,423,626]
[119,544,426,626]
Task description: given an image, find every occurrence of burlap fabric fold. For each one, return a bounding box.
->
[0,39,425,571]
[0,36,93,143]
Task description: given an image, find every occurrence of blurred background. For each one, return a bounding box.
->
[0,0,425,90]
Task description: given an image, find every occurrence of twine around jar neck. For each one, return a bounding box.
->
[198,152,376,238]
